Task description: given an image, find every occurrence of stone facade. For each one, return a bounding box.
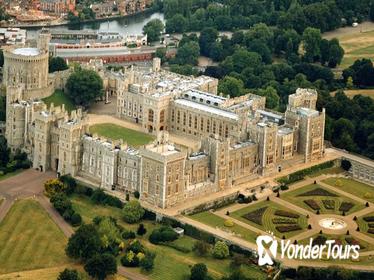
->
[3,36,327,209]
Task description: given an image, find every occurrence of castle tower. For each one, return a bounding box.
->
[37,29,51,53]
[152,57,161,72]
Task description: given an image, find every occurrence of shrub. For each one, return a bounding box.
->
[134,191,140,199]
[57,268,81,280]
[137,223,147,236]
[212,241,229,259]
[44,179,66,197]
[298,187,337,197]
[139,251,156,271]
[312,235,327,246]
[335,179,343,187]
[190,263,207,280]
[364,192,374,199]
[193,240,210,256]
[224,219,234,227]
[161,242,191,253]
[122,230,136,240]
[122,200,145,224]
[70,212,82,227]
[322,200,335,210]
[60,175,77,195]
[91,188,123,208]
[280,184,289,191]
[272,218,297,224]
[50,193,73,215]
[121,250,139,267]
[149,226,178,244]
[363,216,374,222]
[341,159,352,171]
[127,239,144,254]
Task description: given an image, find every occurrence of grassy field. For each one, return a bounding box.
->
[42,90,76,112]
[282,183,365,215]
[189,211,258,243]
[323,177,374,203]
[331,89,374,100]
[323,28,374,69]
[71,195,266,280]
[230,200,308,238]
[89,123,155,148]
[0,199,70,274]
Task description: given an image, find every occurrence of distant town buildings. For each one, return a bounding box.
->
[39,0,75,16]
[0,28,26,45]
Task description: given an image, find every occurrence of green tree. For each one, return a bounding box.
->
[302,27,322,62]
[257,86,280,109]
[57,268,80,280]
[44,178,66,197]
[166,14,187,33]
[122,200,145,224]
[66,224,103,261]
[199,27,218,56]
[66,68,103,107]
[49,57,68,73]
[96,216,121,248]
[0,49,3,67]
[193,240,210,256]
[212,241,229,259]
[190,263,208,280]
[143,19,164,42]
[175,41,200,65]
[139,251,156,271]
[155,47,167,63]
[328,38,344,68]
[0,135,10,167]
[84,253,117,280]
[218,76,244,97]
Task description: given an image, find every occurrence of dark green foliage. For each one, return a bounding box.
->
[66,68,104,107]
[139,251,156,271]
[60,175,77,195]
[84,253,117,280]
[66,224,103,261]
[190,263,207,280]
[143,19,164,42]
[134,190,140,199]
[91,188,124,208]
[57,268,80,280]
[49,57,68,73]
[0,136,10,168]
[122,230,136,240]
[149,226,179,244]
[193,240,210,256]
[137,223,147,236]
[70,212,82,227]
[0,95,6,121]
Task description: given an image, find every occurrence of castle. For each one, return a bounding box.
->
[3,33,326,209]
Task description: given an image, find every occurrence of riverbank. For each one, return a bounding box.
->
[0,8,158,29]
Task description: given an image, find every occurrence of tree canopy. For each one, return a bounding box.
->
[66,68,104,107]
[143,19,164,42]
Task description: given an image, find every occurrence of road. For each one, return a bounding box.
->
[0,169,148,280]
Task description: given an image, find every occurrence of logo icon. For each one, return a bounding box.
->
[256,233,278,266]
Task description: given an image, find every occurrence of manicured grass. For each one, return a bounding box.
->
[189,211,258,243]
[323,177,374,203]
[282,184,365,215]
[71,195,266,280]
[308,167,345,178]
[89,123,155,148]
[357,211,374,237]
[230,201,308,238]
[42,90,76,112]
[0,199,70,274]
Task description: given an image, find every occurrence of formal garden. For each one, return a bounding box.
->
[281,183,365,215]
[229,200,308,238]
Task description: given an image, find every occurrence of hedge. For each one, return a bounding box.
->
[277,161,335,185]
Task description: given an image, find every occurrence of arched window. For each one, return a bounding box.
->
[148,109,154,122]
[160,109,165,123]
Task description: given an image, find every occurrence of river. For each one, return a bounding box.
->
[25,12,165,40]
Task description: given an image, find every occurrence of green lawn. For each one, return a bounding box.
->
[230,201,308,238]
[357,211,374,238]
[282,183,365,215]
[42,90,76,112]
[0,199,70,274]
[322,177,374,203]
[189,211,258,243]
[71,195,266,280]
[89,123,155,148]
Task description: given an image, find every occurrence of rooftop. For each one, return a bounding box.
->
[12,47,40,56]
[174,99,238,121]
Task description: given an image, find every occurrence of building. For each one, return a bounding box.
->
[40,0,76,16]
[3,34,327,209]
[0,28,26,46]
